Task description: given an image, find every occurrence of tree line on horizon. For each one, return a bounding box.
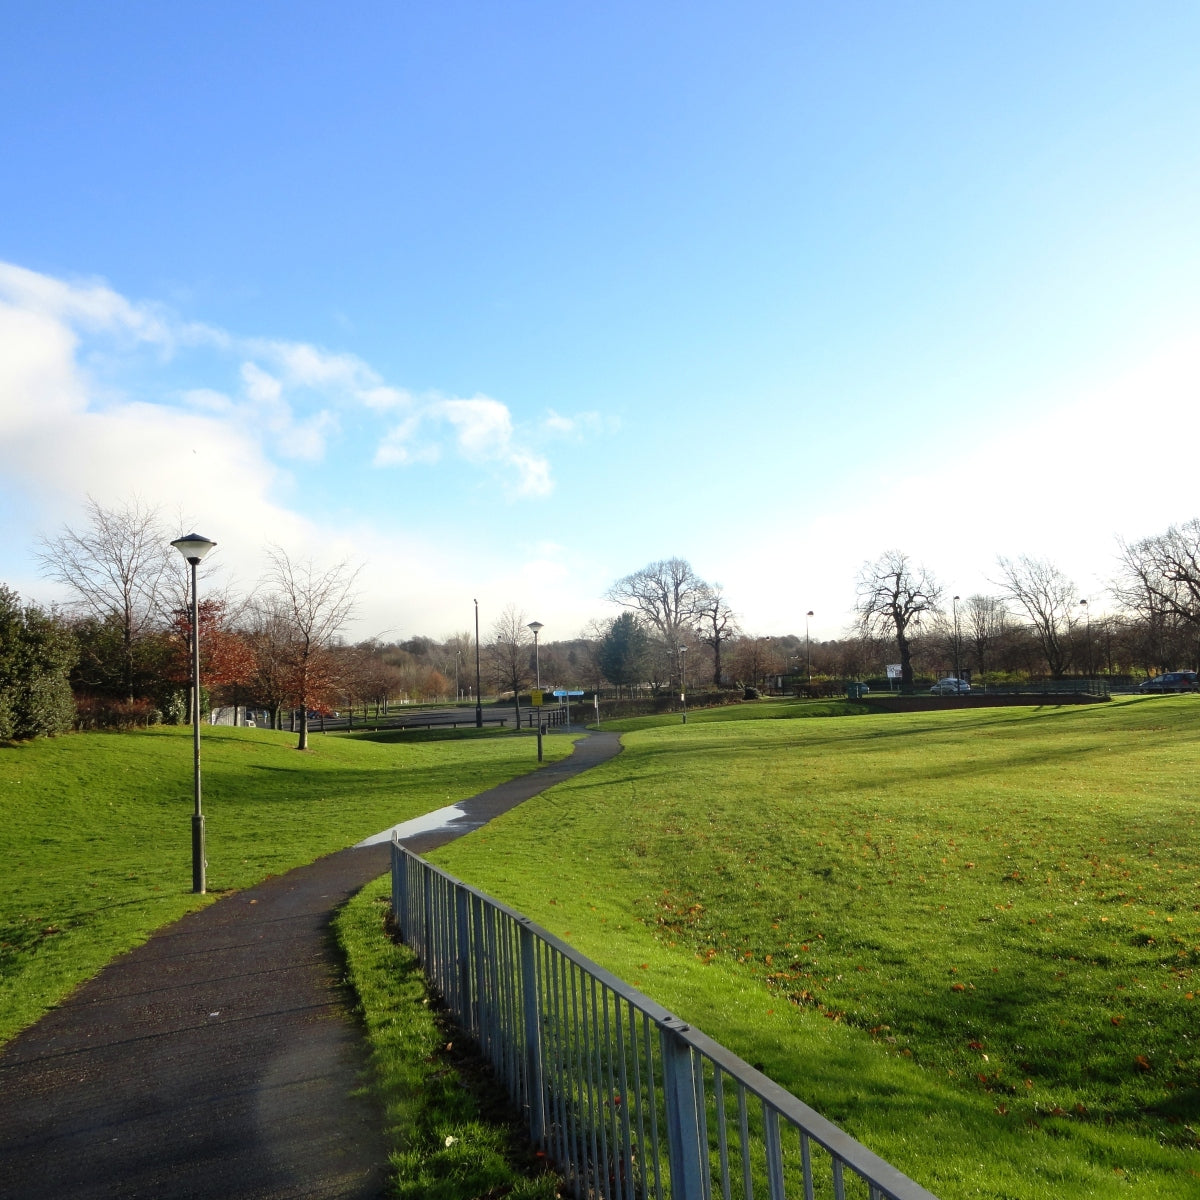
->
[3,498,1200,741]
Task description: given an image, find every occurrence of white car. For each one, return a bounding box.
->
[931,677,970,695]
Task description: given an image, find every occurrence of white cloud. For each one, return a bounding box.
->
[542,408,610,439]
[374,415,440,466]
[434,395,553,496]
[0,261,173,346]
[0,262,574,506]
[372,393,554,495]
[0,261,582,639]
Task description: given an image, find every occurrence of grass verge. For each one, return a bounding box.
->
[334,877,561,1199]
[596,696,869,732]
[430,697,1200,1199]
[0,723,574,1044]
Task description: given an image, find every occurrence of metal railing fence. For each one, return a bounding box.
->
[391,841,939,1200]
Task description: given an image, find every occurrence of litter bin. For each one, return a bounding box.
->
[846,682,867,700]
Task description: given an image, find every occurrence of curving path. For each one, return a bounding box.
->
[0,730,622,1200]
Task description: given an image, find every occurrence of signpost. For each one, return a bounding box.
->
[553,688,584,725]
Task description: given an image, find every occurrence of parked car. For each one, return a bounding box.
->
[1138,671,1199,693]
[931,677,971,695]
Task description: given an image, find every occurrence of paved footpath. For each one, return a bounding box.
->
[0,730,622,1200]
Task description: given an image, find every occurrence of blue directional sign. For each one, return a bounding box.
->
[552,689,585,697]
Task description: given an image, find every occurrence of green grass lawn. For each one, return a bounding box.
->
[0,723,573,1044]
[430,697,1200,1199]
[597,695,869,731]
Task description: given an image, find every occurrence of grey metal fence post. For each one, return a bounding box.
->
[456,883,472,1028]
[660,1018,706,1200]
[392,839,408,937]
[519,918,547,1145]
[422,859,434,963]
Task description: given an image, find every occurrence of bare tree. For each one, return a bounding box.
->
[855,550,942,687]
[36,496,176,701]
[488,604,532,724]
[729,635,782,691]
[605,558,708,687]
[262,547,361,749]
[1114,522,1200,667]
[961,594,1010,677]
[995,555,1077,678]
[694,583,739,687]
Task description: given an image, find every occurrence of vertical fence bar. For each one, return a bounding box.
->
[659,1020,706,1200]
[739,1087,754,1200]
[456,884,472,1032]
[715,1069,731,1200]
[763,1106,785,1200]
[644,1011,665,1200]
[799,1129,814,1200]
[398,835,412,936]
[520,919,547,1145]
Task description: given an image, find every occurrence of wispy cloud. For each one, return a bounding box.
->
[0,260,571,497]
[542,408,612,439]
[374,394,554,496]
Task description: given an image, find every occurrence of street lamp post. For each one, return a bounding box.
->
[170,532,217,895]
[528,621,544,761]
[680,645,688,724]
[952,595,961,687]
[1079,599,1092,677]
[805,611,814,685]
[474,599,483,728]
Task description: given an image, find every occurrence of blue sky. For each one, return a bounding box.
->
[3,3,1200,647]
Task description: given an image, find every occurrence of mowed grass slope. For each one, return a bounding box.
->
[0,724,573,1044]
[432,698,1200,1199]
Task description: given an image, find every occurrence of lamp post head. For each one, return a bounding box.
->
[806,610,814,617]
[170,533,217,565]
[527,621,544,637]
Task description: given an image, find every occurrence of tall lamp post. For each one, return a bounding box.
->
[528,620,544,761]
[680,645,688,724]
[170,532,217,894]
[952,595,961,686]
[805,611,814,684]
[474,599,483,728]
[1079,599,1092,677]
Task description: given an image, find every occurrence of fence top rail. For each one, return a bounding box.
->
[393,840,939,1200]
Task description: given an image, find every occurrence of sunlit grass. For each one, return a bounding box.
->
[0,723,572,1043]
[431,697,1200,1199]
[597,696,868,732]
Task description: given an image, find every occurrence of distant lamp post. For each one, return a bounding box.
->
[474,599,483,729]
[952,595,962,687]
[805,611,814,684]
[528,621,544,761]
[1079,599,1092,677]
[170,532,217,894]
[680,645,688,724]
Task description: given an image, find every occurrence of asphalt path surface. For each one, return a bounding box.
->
[0,729,622,1200]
